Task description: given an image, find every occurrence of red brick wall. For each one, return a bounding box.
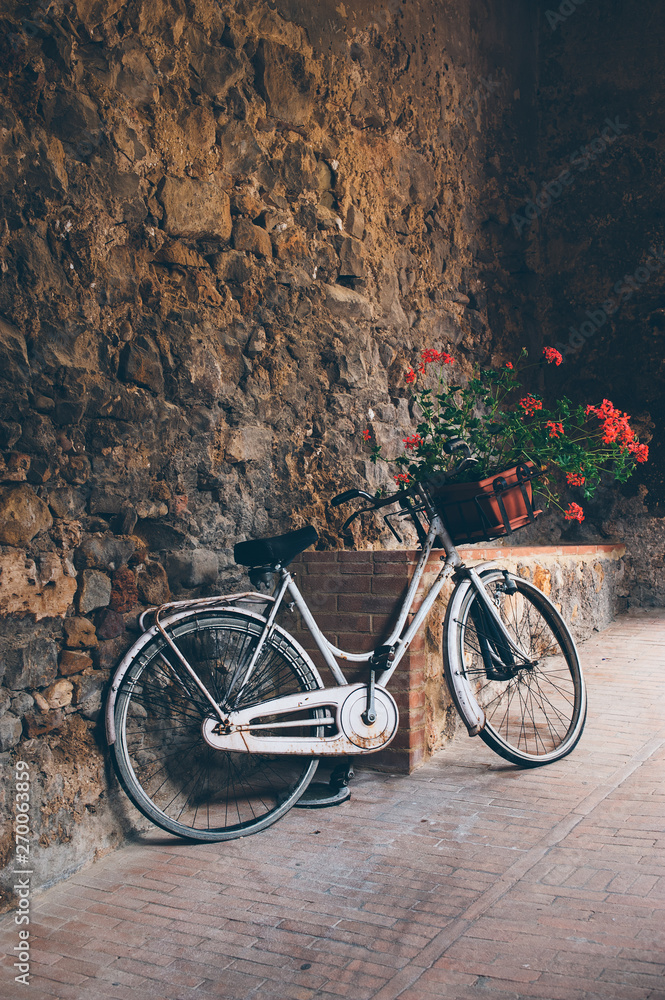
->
[289,550,429,773]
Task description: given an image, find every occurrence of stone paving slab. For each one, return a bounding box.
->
[1,608,664,1000]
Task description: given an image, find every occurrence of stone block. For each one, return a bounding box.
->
[323,283,373,320]
[133,519,188,550]
[275,267,312,287]
[78,570,112,614]
[43,678,74,709]
[136,560,170,606]
[346,205,365,239]
[225,425,271,463]
[159,177,232,240]
[339,238,366,278]
[69,671,107,719]
[246,327,267,358]
[0,550,77,620]
[59,650,94,676]
[71,671,106,710]
[255,40,316,125]
[109,566,139,613]
[9,692,34,717]
[219,121,266,179]
[63,618,98,649]
[74,0,126,30]
[201,50,247,100]
[76,534,136,571]
[0,452,30,482]
[48,487,86,519]
[3,638,58,691]
[65,618,97,649]
[0,484,53,546]
[95,635,132,671]
[23,708,64,739]
[233,218,272,258]
[0,315,29,382]
[0,712,22,751]
[211,250,255,284]
[96,609,126,640]
[165,548,219,590]
[119,336,164,394]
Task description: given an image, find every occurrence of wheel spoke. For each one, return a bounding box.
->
[113,612,319,841]
[448,575,586,766]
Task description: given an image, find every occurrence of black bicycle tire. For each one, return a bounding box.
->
[112,609,321,841]
[444,570,587,766]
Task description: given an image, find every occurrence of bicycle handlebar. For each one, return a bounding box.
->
[330,488,374,507]
[330,440,477,537]
[330,486,414,512]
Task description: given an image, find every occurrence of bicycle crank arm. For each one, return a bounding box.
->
[202,682,399,756]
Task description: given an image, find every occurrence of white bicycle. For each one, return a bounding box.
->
[106,452,587,841]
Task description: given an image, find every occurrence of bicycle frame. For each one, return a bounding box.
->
[107,486,535,753]
[280,512,460,689]
[233,489,534,695]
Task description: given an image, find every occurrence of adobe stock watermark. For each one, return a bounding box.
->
[512,115,628,236]
[12,761,33,986]
[462,74,502,122]
[546,0,588,32]
[555,245,665,359]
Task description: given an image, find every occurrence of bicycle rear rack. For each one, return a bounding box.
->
[138,591,273,632]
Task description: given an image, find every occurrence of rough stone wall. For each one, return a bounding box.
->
[0,0,540,906]
[522,1,665,603]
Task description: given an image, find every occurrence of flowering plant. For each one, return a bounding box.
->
[366,347,648,522]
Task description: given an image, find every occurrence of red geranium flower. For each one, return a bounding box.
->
[519,394,543,416]
[586,399,636,448]
[405,368,417,384]
[564,502,584,522]
[546,420,564,438]
[543,347,563,366]
[403,433,423,451]
[628,442,649,463]
[394,473,412,484]
[505,362,513,369]
[421,348,454,365]
[362,429,371,442]
[417,348,454,373]
[566,471,586,486]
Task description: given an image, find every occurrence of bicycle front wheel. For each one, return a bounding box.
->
[444,570,586,766]
[112,609,322,841]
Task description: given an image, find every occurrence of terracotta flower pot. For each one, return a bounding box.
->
[424,462,542,544]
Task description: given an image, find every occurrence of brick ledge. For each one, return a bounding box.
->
[457,543,626,560]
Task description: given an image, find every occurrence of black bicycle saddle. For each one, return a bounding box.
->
[233,525,318,568]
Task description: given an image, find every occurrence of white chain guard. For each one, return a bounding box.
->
[201,682,399,756]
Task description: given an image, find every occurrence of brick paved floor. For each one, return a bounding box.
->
[2,609,664,1000]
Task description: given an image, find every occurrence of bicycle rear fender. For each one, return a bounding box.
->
[104,606,325,745]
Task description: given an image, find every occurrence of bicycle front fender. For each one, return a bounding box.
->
[443,566,529,736]
[443,567,513,736]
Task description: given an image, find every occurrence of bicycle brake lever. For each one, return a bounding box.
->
[382,511,403,543]
[342,503,384,533]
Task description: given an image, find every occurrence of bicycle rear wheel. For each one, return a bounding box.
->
[444,570,586,766]
[112,609,322,841]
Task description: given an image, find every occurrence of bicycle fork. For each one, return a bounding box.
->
[463,568,534,670]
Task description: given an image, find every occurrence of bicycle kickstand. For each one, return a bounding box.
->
[293,759,354,809]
